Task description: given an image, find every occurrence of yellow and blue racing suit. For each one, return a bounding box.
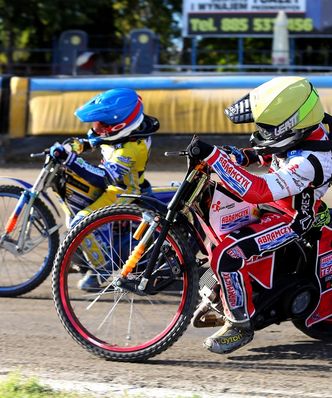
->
[65,136,152,219]
[63,136,152,267]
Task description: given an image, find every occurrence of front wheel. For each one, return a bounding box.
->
[0,185,60,297]
[52,205,199,362]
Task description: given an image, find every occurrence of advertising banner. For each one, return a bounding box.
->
[182,0,332,37]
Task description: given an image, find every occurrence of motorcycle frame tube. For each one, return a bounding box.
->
[122,193,208,257]
[119,194,169,214]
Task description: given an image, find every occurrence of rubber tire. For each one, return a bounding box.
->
[52,204,199,362]
[292,319,332,342]
[0,185,60,297]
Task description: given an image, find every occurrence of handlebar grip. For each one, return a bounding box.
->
[164,151,188,157]
[30,151,46,158]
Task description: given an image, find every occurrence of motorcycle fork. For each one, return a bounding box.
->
[118,209,173,292]
[132,169,204,290]
[2,162,58,250]
[119,166,205,291]
[1,190,41,252]
[121,212,161,278]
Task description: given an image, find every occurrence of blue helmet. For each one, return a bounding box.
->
[74,88,144,143]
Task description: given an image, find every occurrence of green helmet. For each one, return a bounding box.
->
[225,76,324,154]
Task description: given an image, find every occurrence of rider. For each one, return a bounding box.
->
[49,87,159,290]
[187,76,332,355]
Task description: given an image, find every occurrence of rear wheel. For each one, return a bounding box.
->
[292,318,332,342]
[52,205,199,362]
[0,185,59,297]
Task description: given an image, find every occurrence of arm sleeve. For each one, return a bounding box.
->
[204,147,315,204]
[65,153,107,188]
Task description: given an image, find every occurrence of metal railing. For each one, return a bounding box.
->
[153,64,332,74]
[0,46,331,76]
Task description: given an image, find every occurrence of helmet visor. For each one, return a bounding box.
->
[93,121,126,136]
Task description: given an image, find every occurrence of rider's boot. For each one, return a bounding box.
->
[203,319,254,354]
[77,259,112,292]
[78,232,131,292]
[77,269,111,292]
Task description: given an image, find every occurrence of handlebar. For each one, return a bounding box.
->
[30,150,49,158]
[164,151,188,157]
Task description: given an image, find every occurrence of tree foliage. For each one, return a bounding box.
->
[0,1,328,72]
[0,0,182,66]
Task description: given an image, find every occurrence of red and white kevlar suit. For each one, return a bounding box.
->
[204,125,332,323]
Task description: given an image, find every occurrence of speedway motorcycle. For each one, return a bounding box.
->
[0,140,177,297]
[52,137,332,361]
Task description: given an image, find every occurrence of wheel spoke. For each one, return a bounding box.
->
[0,186,59,296]
[95,290,128,330]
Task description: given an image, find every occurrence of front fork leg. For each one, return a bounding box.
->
[116,213,171,293]
[2,191,36,251]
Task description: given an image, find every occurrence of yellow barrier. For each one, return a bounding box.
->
[7,77,332,138]
[9,77,29,138]
[27,88,332,136]
[29,91,86,135]
[28,88,256,135]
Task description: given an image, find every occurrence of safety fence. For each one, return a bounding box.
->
[1,74,332,139]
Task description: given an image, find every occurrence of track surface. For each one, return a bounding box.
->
[0,166,332,397]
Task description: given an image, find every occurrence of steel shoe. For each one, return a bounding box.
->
[204,320,254,354]
[191,301,225,328]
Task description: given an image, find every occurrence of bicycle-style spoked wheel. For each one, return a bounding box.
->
[0,185,59,297]
[52,205,199,362]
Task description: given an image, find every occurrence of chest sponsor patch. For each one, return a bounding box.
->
[104,162,130,180]
[320,253,332,278]
[255,225,297,251]
[287,149,303,158]
[74,158,106,177]
[212,155,252,197]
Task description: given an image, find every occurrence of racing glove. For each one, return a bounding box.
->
[49,143,69,161]
[68,137,91,154]
[186,137,214,160]
[221,146,259,167]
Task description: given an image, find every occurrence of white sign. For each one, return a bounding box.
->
[183,0,306,13]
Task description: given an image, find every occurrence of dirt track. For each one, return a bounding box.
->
[1,166,332,398]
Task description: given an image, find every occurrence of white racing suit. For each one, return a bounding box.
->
[204,125,332,324]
